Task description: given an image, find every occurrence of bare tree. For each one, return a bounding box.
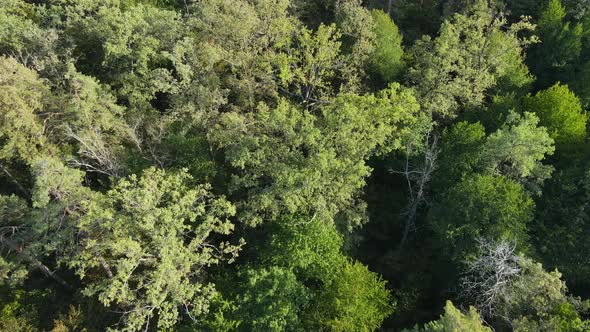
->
[460,238,521,318]
[393,132,439,249]
[65,125,123,178]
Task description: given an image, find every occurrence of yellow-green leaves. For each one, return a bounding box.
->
[404,301,491,332]
[0,57,47,164]
[409,0,535,118]
[71,168,242,331]
[523,83,587,147]
[368,10,404,84]
[211,84,418,227]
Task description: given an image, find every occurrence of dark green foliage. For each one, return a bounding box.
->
[431,174,534,258]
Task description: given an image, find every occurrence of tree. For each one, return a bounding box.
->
[523,83,587,147]
[482,111,555,194]
[0,157,93,289]
[209,84,418,227]
[527,0,583,88]
[402,301,491,332]
[308,261,394,331]
[504,257,588,331]
[69,168,243,331]
[0,56,47,166]
[431,174,534,258]
[460,240,589,330]
[53,1,186,113]
[460,239,522,318]
[408,0,536,119]
[534,165,590,288]
[367,10,404,85]
[433,121,486,191]
[435,112,554,195]
[230,266,309,332]
[262,216,346,282]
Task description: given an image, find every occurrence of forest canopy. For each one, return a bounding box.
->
[1,0,590,331]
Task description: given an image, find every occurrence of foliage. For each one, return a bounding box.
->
[210,84,418,227]
[1,0,590,330]
[482,111,555,193]
[262,216,346,282]
[408,0,536,118]
[70,168,243,331]
[402,301,491,332]
[431,174,534,258]
[231,266,308,332]
[523,83,587,147]
[0,56,47,164]
[308,260,394,331]
[367,10,404,84]
[528,0,583,88]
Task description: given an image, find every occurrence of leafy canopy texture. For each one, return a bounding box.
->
[431,174,534,259]
[404,301,491,332]
[2,0,590,330]
[70,168,243,331]
[523,83,587,147]
[210,84,418,227]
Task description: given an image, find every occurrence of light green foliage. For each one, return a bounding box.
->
[210,84,418,226]
[431,174,534,258]
[0,0,40,53]
[367,10,404,84]
[523,83,587,147]
[0,0,60,72]
[263,216,345,282]
[498,257,589,331]
[57,68,133,177]
[188,0,295,110]
[275,23,343,104]
[232,267,308,332]
[309,261,394,332]
[55,0,185,111]
[482,111,555,193]
[30,157,89,210]
[70,167,243,331]
[409,0,536,118]
[0,157,91,285]
[403,301,491,332]
[0,57,47,164]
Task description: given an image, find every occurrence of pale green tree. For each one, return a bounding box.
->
[0,56,48,165]
[308,261,394,332]
[482,111,555,194]
[408,0,536,118]
[69,168,243,331]
[367,10,405,85]
[403,301,491,332]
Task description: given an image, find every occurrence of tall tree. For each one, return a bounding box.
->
[70,168,243,331]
